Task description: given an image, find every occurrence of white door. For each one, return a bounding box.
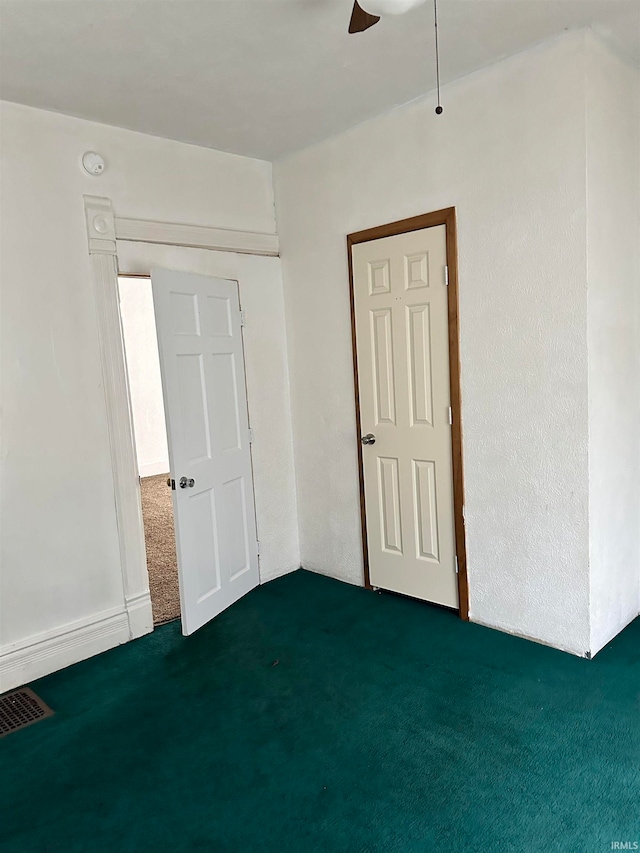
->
[151,268,259,635]
[351,225,458,608]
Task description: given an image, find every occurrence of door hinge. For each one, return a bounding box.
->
[444,265,449,287]
[167,478,176,491]
[239,310,245,327]
[455,555,459,575]
[448,406,453,425]
[248,427,254,443]
[256,540,261,556]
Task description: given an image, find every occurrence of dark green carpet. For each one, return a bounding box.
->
[1,570,638,852]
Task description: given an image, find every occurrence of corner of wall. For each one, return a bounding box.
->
[270,170,305,574]
[585,33,640,655]
[583,24,593,655]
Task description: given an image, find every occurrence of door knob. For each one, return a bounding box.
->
[361,434,376,445]
[179,476,195,489]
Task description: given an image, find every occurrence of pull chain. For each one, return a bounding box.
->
[434,0,443,114]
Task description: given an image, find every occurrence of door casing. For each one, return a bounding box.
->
[83,194,282,644]
[347,207,469,620]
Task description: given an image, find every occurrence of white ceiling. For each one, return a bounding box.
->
[1,0,638,161]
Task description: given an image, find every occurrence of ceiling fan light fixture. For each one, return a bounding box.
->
[348,0,380,33]
[358,0,426,16]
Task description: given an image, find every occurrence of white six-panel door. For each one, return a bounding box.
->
[151,268,260,635]
[352,225,458,609]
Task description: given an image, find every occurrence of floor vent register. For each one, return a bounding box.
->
[0,688,54,737]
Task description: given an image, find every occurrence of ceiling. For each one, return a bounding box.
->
[1,0,638,161]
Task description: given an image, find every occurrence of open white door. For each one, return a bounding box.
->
[151,268,259,635]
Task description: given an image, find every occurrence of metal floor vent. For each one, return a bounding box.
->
[0,688,54,737]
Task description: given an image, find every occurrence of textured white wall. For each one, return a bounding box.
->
[275,34,593,655]
[0,102,291,662]
[118,277,170,478]
[586,37,640,654]
[117,242,300,584]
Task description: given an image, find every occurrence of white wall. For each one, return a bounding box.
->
[118,277,170,478]
[274,33,594,655]
[0,101,297,688]
[586,37,640,654]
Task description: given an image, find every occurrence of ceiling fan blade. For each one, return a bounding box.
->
[348,0,380,33]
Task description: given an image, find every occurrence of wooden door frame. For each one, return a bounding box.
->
[346,207,469,621]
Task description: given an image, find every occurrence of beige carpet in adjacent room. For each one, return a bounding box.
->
[140,473,180,625]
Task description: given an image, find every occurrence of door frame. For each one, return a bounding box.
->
[83,195,280,641]
[346,207,469,620]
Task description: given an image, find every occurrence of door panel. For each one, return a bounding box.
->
[378,456,403,554]
[151,268,259,635]
[371,308,396,425]
[407,304,434,426]
[352,226,458,608]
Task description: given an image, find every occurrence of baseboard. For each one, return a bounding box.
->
[139,460,170,478]
[0,606,131,693]
[126,591,154,639]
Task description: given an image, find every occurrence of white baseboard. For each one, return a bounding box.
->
[0,606,131,693]
[139,460,170,478]
[126,591,154,639]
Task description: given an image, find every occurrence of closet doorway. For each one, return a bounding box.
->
[347,208,469,617]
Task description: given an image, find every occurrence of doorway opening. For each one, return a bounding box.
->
[118,275,180,626]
